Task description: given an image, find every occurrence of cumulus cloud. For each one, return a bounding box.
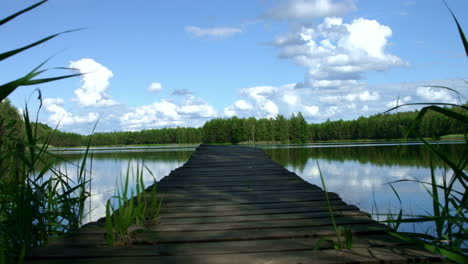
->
[386,96,412,108]
[304,105,320,116]
[147,82,163,92]
[69,58,118,108]
[234,100,253,110]
[120,96,217,130]
[43,98,99,126]
[319,90,380,104]
[178,95,217,118]
[186,26,242,38]
[223,84,322,119]
[221,78,468,123]
[272,17,408,88]
[263,0,357,20]
[416,86,458,104]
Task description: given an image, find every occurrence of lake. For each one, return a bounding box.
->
[54,141,465,234]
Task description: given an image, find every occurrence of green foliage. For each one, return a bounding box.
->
[310,106,466,141]
[0,1,87,262]
[0,106,91,263]
[105,161,161,246]
[314,161,353,250]
[202,114,309,144]
[27,106,465,147]
[200,109,464,144]
[0,99,24,164]
[383,104,467,262]
[380,4,468,260]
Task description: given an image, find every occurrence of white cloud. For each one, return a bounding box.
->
[359,91,380,101]
[120,96,217,130]
[186,26,242,38]
[69,58,118,108]
[273,17,408,89]
[263,0,357,20]
[147,82,163,92]
[262,100,279,117]
[304,105,320,116]
[43,98,99,126]
[222,77,462,122]
[386,96,412,108]
[283,94,299,105]
[319,90,380,104]
[234,100,253,110]
[416,86,458,104]
[120,100,180,129]
[178,103,217,118]
[224,107,237,117]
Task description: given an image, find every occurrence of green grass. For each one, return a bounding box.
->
[0,2,89,262]
[440,134,466,140]
[314,161,353,250]
[0,106,92,263]
[105,162,161,246]
[380,3,468,260]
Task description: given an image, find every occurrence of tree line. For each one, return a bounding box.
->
[202,107,466,144]
[1,99,465,148]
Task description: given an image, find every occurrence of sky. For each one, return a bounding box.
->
[2,0,468,134]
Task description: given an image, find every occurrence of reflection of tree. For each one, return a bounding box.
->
[264,144,463,170]
[58,150,194,163]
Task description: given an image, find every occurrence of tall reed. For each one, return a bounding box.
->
[0,104,92,263]
[1,1,87,262]
[381,3,467,261]
[105,161,161,246]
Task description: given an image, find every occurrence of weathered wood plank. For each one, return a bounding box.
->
[159,200,350,214]
[26,246,440,263]
[153,215,375,232]
[158,191,338,204]
[160,204,359,218]
[28,234,416,258]
[158,210,369,225]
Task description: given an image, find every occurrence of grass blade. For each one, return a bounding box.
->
[443,0,468,57]
[0,0,47,26]
[0,29,81,62]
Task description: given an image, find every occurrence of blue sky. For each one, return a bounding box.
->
[2,0,468,133]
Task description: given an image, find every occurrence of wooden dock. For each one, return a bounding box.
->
[27,144,440,263]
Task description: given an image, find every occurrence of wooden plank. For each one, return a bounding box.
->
[157,179,307,188]
[157,190,336,203]
[160,204,359,218]
[159,210,370,225]
[28,234,416,258]
[161,174,301,183]
[43,222,393,242]
[153,215,375,232]
[26,245,440,263]
[159,200,350,214]
[158,186,323,197]
[156,184,320,192]
[160,193,341,207]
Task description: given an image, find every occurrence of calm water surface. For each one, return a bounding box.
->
[55,141,464,234]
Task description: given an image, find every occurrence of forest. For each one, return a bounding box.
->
[0,99,465,147]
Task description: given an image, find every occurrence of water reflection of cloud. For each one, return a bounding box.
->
[285,158,441,232]
[55,153,187,223]
[388,167,413,179]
